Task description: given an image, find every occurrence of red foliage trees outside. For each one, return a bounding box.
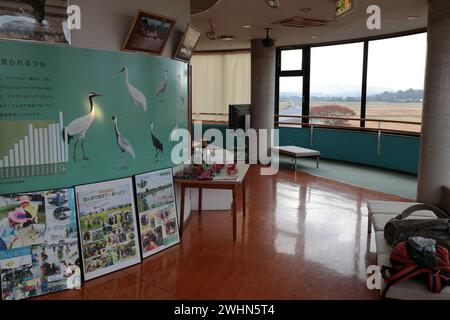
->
[310,104,356,125]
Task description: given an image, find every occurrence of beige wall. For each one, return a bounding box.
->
[70,0,190,57]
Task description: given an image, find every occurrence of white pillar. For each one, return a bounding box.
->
[417,0,450,204]
[250,39,276,162]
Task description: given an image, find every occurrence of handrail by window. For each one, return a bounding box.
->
[274,114,422,126]
[275,114,421,136]
[191,112,421,136]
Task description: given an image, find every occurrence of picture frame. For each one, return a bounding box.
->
[121,9,177,56]
[173,24,202,63]
[0,187,80,300]
[75,177,141,281]
[134,168,180,259]
[0,0,71,44]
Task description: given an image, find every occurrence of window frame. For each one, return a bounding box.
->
[274,28,427,136]
[275,48,310,127]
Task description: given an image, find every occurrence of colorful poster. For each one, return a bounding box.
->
[0,188,80,300]
[135,168,179,258]
[75,178,141,281]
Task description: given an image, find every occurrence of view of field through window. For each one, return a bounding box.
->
[278,33,427,133]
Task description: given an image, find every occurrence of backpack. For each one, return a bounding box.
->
[381,237,450,297]
[384,204,450,250]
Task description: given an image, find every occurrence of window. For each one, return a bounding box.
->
[279,76,303,124]
[366,33,426,133]
[310,42,364,127]
[276,49,304,126]
[191,52,251,123]
[275,31,427,135]
[281,49,302,71]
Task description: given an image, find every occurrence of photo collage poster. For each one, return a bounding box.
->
[135,168,180,259]
[0,189,80,300]
[75,178,141,281]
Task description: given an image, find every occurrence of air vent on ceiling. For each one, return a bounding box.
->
[272,16,328,28]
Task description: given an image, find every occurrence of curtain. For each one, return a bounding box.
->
[191,52,251,121]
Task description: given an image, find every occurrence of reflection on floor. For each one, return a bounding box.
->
[280,157,417,200]
[34,165,408,300]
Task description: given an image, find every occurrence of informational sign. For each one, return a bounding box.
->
[0,188,80,300]
[335,0,354,18]
[135,168,180,259]
[0,40,189,195]
[75,178,141,281]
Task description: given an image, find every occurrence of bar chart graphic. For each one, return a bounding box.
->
[0,112,68,179]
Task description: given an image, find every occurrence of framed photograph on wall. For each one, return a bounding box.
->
[173,24,202,63]
[0,0,71,44]
[0,188,80,300]
[75,178,141,281]
[134,168,180,259]
[122,10,177,55]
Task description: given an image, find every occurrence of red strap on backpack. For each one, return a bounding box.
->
[382,242,450,297]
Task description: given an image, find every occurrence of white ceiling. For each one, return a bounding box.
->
[191,0,428,51]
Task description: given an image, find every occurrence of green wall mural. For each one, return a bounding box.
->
[0,40,189,194]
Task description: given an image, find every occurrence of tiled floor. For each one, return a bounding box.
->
[35,165,407,300]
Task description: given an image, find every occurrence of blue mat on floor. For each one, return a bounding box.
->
[279,156,417,200]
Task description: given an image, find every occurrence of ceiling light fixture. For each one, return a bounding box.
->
[265,0,280,9]
[407,16,420,20]
[220,35,236,41]
[242,25,253,28]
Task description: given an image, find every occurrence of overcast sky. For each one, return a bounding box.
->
[281,33,427,96]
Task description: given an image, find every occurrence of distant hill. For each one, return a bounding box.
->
[280,89,424,105]
[366,89,423,103]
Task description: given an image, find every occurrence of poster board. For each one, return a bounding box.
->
[0,188,80,300]
[75,177,141,281]
[134,168,180,259]
[0,40,189,196]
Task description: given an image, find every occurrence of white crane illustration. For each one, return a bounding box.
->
[63,92,102,162]
[169,74,181,142]
[120,67,147,111]
[112,116,135,168]
[156,70,169,97]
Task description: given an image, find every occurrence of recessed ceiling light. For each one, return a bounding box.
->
[300,8,312,13]
[242,25,253,29]
[311,35,319,39]
[220,35,236,41]
[407,16,420,20]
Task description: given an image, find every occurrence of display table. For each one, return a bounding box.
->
[175,164,250,241]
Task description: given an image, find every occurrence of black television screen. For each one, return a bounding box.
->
[229,104,251,131]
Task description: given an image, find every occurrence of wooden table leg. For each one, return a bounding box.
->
[232,185,237,241]
[242,181,246,216]
[198,188,202,214]
[179,184,185,239]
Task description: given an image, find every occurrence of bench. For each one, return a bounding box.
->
[272,146,321,169]
[367,186,450,300]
